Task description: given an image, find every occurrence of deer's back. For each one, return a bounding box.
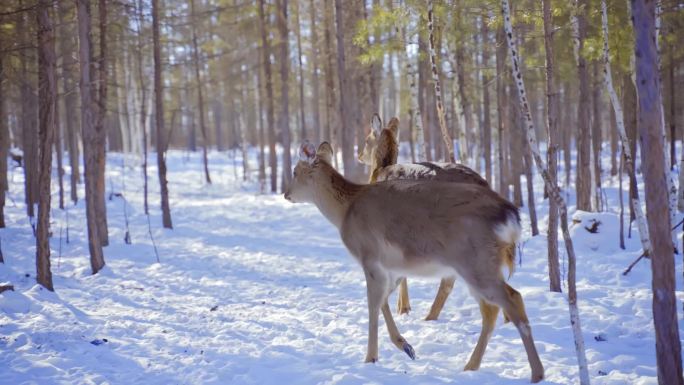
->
[339,180,517,272]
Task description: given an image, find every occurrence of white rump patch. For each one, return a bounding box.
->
[494,212,521,244]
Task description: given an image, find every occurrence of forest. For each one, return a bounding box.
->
[0,0,683,384]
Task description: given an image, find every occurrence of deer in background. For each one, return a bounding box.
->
[358,114,488,320]
[285,142,544,383]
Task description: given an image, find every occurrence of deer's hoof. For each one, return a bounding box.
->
[402,342,416,360]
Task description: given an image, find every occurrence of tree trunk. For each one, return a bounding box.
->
[258,0,277,192]
[624,73,639,227]
[255,65,266,191]
[77,0,105,274]
[136,0,149,214]
[610,102,618,176]
[631,2,684,383]
[36,0,57,291]
[402,25,426,162]
[334,0,357,179]
[502,1,588,382]
[543,0,561,292]
[481,17,492,185]
[601,0,651,255]
[190,0,211,184]
[20,8,38,219]
[95,0,109,246]
[278,0,292,191]
[294,0,307,142]
[0,40,7,228]
[495,25,509,199]
[309,0,322,145]
[427,1,455,163]
[592,62,603,211]
[152,0,172,229]
[58,2,80,205]
[573,1,592,212]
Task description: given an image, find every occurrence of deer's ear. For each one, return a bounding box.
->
[387,117,400,138]
[371,113,382,136]
[299,141,317,163]
[316,142,334,164]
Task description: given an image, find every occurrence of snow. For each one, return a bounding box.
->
[0,148,682,384]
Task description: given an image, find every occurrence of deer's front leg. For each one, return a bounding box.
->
[363,266,389,363]
[381,301,415,360]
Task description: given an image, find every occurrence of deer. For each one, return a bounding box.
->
[358,114,489,320]
[285,141,544,383]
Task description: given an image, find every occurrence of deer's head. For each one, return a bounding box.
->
[284,141,333,203]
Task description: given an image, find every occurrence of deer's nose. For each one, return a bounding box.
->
[284,191,291,201]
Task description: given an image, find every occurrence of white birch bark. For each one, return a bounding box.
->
[448,54,468,165]
[655,4,678,248]
[427,1,455,163]
[502,1,590,383]
[602,0,652,255]
[400,17,427,162]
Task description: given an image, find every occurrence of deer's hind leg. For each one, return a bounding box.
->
[425,277,455,321]
[463,299,499,371]
[396,277,411,315]
[475,281,544,383]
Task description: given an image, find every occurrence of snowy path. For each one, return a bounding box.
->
[0,151,681,384]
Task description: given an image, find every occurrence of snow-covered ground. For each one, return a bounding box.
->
[1,148,682,385]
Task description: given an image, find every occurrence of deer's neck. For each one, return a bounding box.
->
[313,163,364,229]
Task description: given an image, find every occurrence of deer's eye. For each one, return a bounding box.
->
[293,171,298,178]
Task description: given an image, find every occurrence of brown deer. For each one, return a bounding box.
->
[358,114,488,320]
[285,142,544,383]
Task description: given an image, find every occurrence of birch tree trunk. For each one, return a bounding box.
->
[654,5,678,252]
[601,0,651,255]
[542,0,561,292]
[36,0,56,291]
[501,1,589,382]
[427,1,454,163]
[402,25,426,163]
[631,2,683,383]
[495,26,509,199]
[152,0,172,229]
[77,0,105,274]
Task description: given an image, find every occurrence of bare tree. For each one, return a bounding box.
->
[573,0,592,211]
[542,0,561,292]
[258,0,277,192]
[309,0,322,145]
[601,0,651,256]
[278,0,292,191]
[190,0,211,184]
[501,1,589,382]
[427,1,454,163]
[95,0,109,246]
[631,2,683,384]
[58,2,80,205]
[136,0,149,214]
[153,0,172,228]
[0,37,7,228]
[36,0,56,290]
[77,0,105,274]
[334,0,357,178]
